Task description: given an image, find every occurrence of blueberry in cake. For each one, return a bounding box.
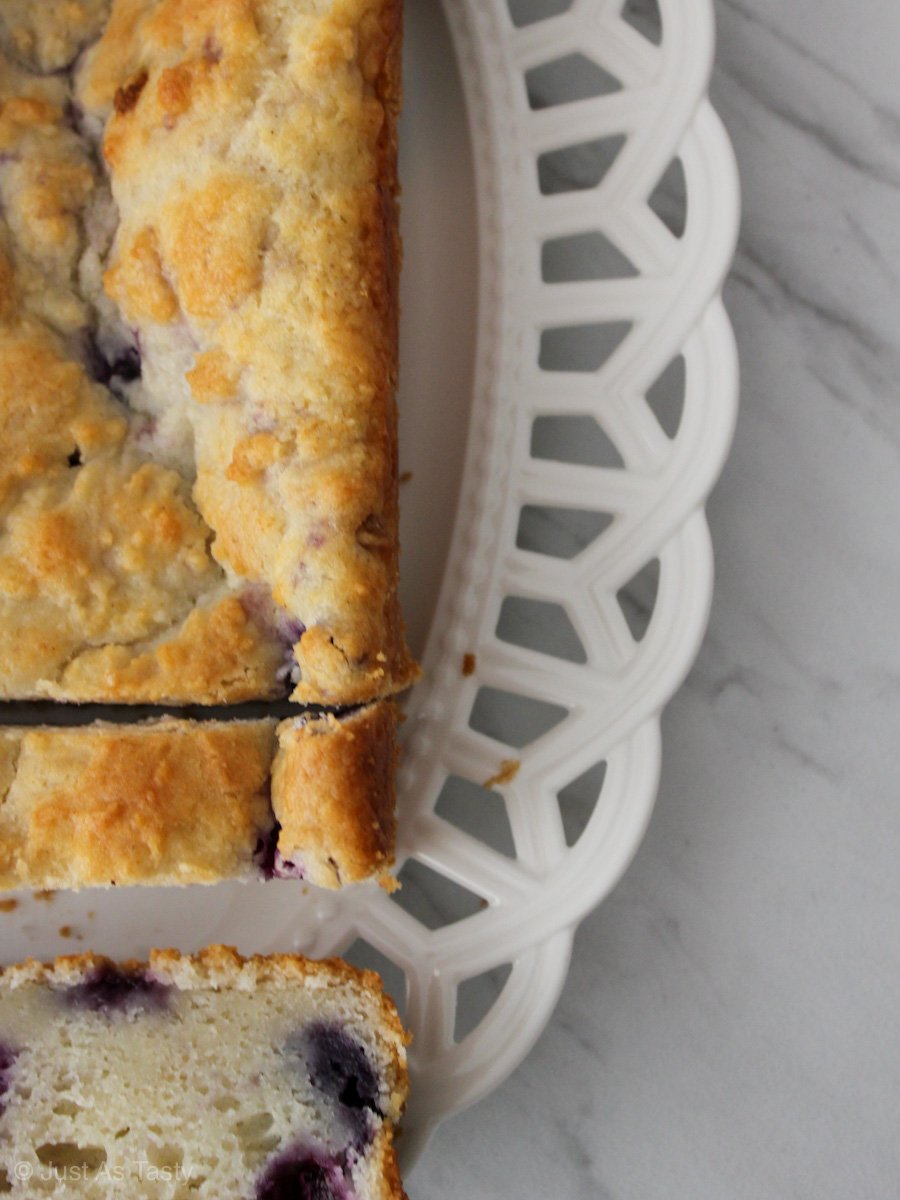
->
[0,946,409,1197]
[0,0,418,890]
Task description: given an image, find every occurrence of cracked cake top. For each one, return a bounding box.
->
[0,0,416,705]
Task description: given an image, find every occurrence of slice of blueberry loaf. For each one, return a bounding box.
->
[0,705,398,892]
[0,946,409,1198]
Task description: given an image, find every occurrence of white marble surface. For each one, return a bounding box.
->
[414,0,900,1195]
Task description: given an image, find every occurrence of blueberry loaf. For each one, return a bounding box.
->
[0,945,409,1198]
[0,0,416,706]
[0,704,398,892]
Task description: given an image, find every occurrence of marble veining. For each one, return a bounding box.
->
[416,0,900,1196]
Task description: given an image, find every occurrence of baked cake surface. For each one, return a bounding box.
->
[0,945,409,1198]
[0,704,398,892]
[0,0,416,706]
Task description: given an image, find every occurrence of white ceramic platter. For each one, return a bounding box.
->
[0,0,739,1173]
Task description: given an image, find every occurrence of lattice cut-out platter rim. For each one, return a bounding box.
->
[0,0,740,1175]
[390,0,739,1161]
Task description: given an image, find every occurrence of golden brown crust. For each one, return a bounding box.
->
[0,2,413,895]
[0,69,287,702]
[282,0,415,709]
[0,1,110,74]
[273,702,398,890]
[0,322,286,702]
[0,720,276,889]
[0,0,417,705]
[372,1126,410,1200]
[86,0,417,705]
[0,705,399,891]
[48,595,288,704]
